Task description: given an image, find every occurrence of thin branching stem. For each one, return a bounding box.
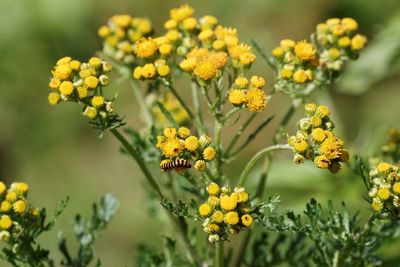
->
[129,79,154,128]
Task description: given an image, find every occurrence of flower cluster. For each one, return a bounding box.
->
[48,57,123,130]
[368,162,400,215]
[382,128,400,163]
[0,182,40,244]
[98,15,153,64]
[198,183,253,243]
[156,127,216,172]
[316,18,367,72]
[151,92,190,127]
[228,75,267,112]
[272,39,317,85]
[288,103,349,173]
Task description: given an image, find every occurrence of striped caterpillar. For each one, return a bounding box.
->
[160,158,191,171]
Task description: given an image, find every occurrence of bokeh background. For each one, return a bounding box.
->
[1,0,400,266]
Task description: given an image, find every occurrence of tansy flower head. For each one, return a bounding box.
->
[245,88,266,112]
[134,38,158,58]
[294,40,316,61]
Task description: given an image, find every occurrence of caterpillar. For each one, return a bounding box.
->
[160,158,191,171]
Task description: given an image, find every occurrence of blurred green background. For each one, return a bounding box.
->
[1,0,400,266]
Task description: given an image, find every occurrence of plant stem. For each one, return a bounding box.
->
[224,113,257,157]
[237,144,291,187]
[129,79,154,128]
[214,120,223,178]
[166,81,205,133]
[191,81,205,134]
[110,128,199,264]
[215,241,224,267]
[110,128,164,199]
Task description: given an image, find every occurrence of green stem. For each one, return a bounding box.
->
[191,81,205,134]
[224,113,257,157]
[214,120,223,178]
[237,144,291,187]
[129,79,154,128]
[166,81,204,133]
[110,128,163,199]
[215,241,224,267]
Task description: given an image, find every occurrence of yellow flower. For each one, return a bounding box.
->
[59,81,74,96]
[203,147,216,161]
[377,162,391,173]
[0,215,12,230]
[53,64,72,80]
[185,136,199,151]
[0,201,11,212]
[141,63,156,78]
[166,30,180,41]
[280,39,296,49]
[198,29,214,41]
[182,17,197,30]
[338,36,351,47]
[170,4,194,22]
[56,57,72,65]
[328,48,341,60]
[84,76,99,89]
[157,65,170,77]
[326,18,341,26]
[294,41,316,61]
[320,137,344,160]
[5,192,17,203]
[77,87,88,99]
[164,127,177,138]
[193,61,218,81]
[208,196,220,207]
[225,211,239,225]
[0,182,5,195]
[393,183,400,194]
[199,203,212,217]
[281,68,293,79]
[133,67,142,79]
[316,105,330,118]
[13,182,28,194]
[134,38,158,58]
[250,76,265,89]
[342,18,358,31]
[49,78,61,89]
[164,19,177,30]
[229,89,246,105]
[312,128,326,143]
[207,183,220,196]
[180,58,197,72]
[88,57,102,68]
[98,25,110,37]
[69,60,81,71]
[371,199,383,212]
[234,77,249,88]
[135,18,152,33]
[294,140,308,153]
[177,127,190,138]
[91,96,105,108]
[212,210,224,223]
[159,43,172,56]
[162,138,183,158]
[13,200,26,214]
[207,223,220,233]
[351,34,367,51]
[220,195,237,211]
[194,160,206,171]
[241,214,253,227]
[272,47,284,58]
[239,52,256,65]
[111,14,132,28]
[245,88,266,112]
[311,116,322,127]
[213,40,226,50]
[293,69,308,83]
[84,106,97,119]
[48,92,60,106]
[377,188,391,200]
[314,155,330,169]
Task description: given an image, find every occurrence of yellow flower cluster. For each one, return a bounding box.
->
[316,18,367,71]
[0,181,39,242]
[288,103,349,173]
[382,128,400,162]
[48,56,115,121]
[198,183,253,243]
[98,15,153,64]
[272,39,317,84]
[151,93,190,126]
[368,162,400,215]
[156,127,216,172]
[228,76,267,112]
